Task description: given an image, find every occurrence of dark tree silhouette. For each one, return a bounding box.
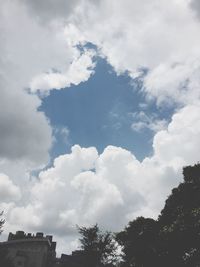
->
[77,224,118,267]
[116,217,159,267]
[117,163,200,267]
[158,163,200,266]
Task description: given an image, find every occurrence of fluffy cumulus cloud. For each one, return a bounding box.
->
[153,104,200,165]
[67,0,200,106]
[3,103,200,253]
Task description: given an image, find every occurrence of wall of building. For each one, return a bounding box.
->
[0,231,56,267]
[6,241,49,267]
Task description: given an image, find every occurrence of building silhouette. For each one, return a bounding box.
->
[0,231,84,267]
[0,231,56,267]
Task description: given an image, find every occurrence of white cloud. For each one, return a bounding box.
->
[1,0,97,99]
[53,126,70,145]
[1,0,73,89]
[131,111,168,133]
[3,0,200,117]
[67,0,200,106]
[144,57,200,106]
[1,0,96,93]
[0,174,21,203]
[153,104,200,165]
[30,48,96,93]
[3,103,200,252]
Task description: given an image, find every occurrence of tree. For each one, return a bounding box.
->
[0,211,5,235]
[116,217,159,267]
[158,163,200,266]
[116,163,200,267]
[77,224,119,267]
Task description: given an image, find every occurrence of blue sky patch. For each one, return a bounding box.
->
[40,57,173,161]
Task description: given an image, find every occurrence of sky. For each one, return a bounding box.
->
[1,0,200,254]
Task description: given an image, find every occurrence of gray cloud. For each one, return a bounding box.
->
[0,0,76,167]
[190,0,200,19]
[0,84,52,166]
[21,0,81,23]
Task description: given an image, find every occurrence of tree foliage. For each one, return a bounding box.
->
[117,163,200,267]
[77,224,119,267]
[116,217,159,267]
[158,163,200,266]
[0,211,5,235]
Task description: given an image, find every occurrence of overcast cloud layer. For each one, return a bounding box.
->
[1,0,200,254]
